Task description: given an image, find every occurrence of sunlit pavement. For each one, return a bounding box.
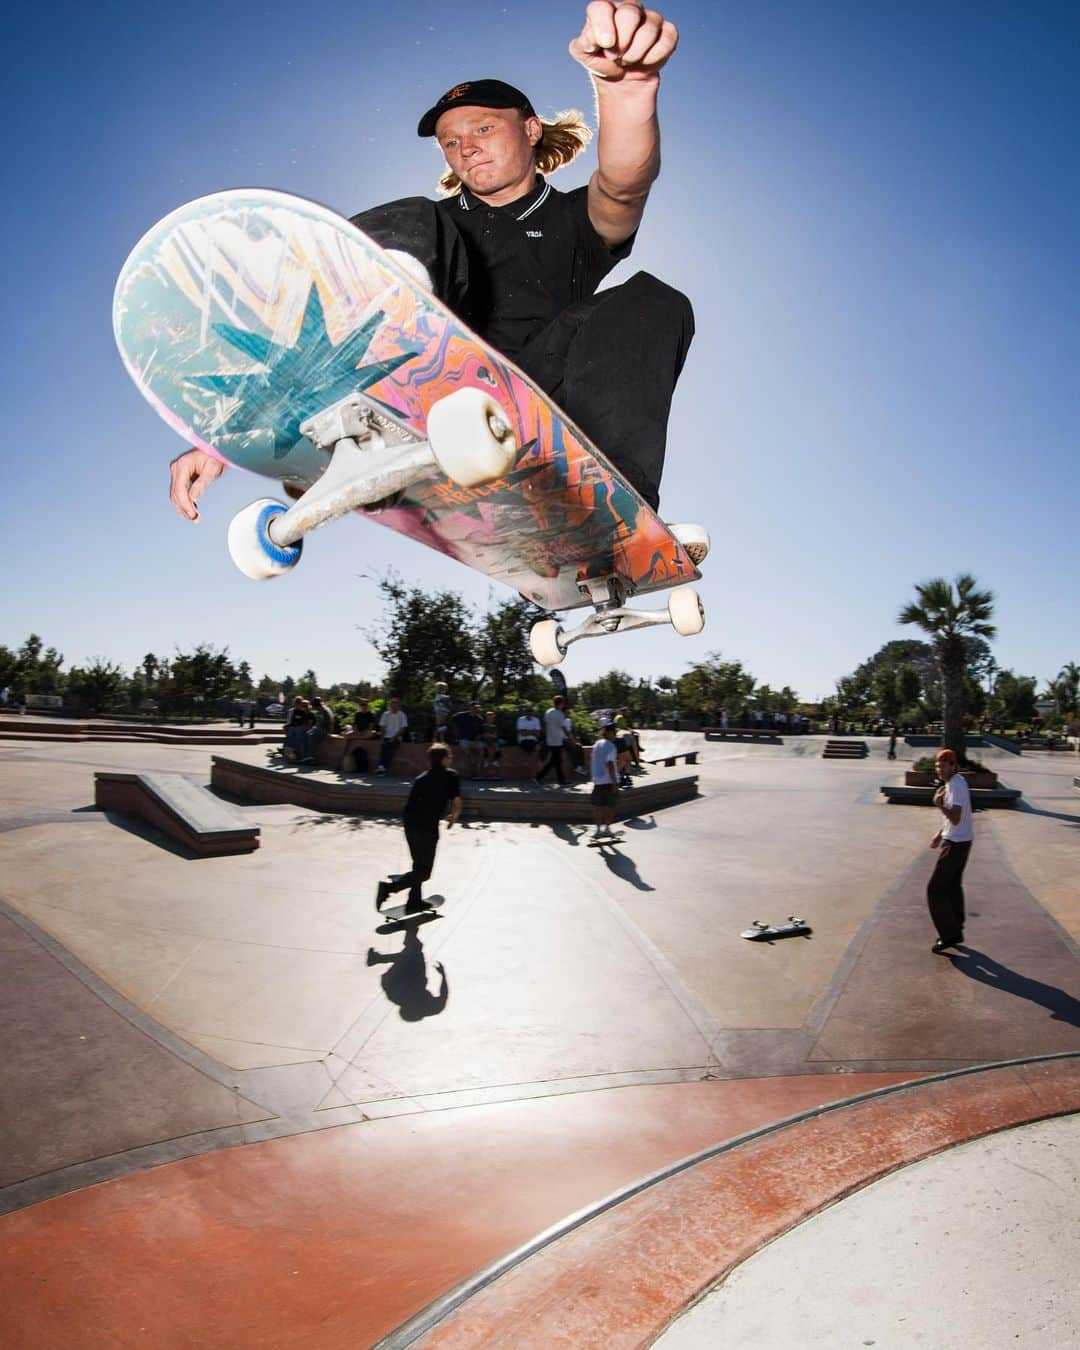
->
[1,732,1077,1346]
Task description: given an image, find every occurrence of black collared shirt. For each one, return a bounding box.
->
[435,177,634,359]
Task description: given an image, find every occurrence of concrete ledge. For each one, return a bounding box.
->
[880,783,1022,808]
[94,772,260,855]
[704,729,784,743]
[211,756,699,823]
[5,719,278,747]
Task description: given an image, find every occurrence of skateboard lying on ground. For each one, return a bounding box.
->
[587,831,625,847]
[113,189,705,665]
[378,894,446,929]
[740,916,813,942]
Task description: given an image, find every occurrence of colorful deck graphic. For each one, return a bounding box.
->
[113,189,697,612]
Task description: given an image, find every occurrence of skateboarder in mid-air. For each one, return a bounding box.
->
[166,0,708,565]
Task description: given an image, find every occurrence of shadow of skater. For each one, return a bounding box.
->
[367,928,449,1021]
[949,946,1080,1028]
[598,845,655,892]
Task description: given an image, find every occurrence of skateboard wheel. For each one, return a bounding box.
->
[227,499,302,579]
[668,586,705,636]
[529,619,566,668]
[427,387,517,488]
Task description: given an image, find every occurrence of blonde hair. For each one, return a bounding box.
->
[437,109,593,196]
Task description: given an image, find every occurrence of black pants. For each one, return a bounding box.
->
[927,839,971,943]
[536,742,567,785]
[351,199,693,510]
[386,820,440,905]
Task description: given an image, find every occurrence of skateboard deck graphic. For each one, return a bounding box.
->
[113,189,700,616]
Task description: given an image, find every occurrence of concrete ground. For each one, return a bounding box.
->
[0,729,1078,1345]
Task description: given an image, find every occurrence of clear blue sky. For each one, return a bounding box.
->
[6,1,1078,702]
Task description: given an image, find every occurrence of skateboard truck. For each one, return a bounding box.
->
[529,574,704,667]
[226,388,517,580]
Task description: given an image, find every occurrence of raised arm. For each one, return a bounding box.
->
[569,1,679,246]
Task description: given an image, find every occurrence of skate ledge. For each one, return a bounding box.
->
[94,771,260,855]
[210,756,699,822]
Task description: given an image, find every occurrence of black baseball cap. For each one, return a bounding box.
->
[417,79,536,137]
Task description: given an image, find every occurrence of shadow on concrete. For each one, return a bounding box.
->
[597,846,655,893]
[1013,802,1080,826]
[948,947,1080,1028]
[366,925,450,1022]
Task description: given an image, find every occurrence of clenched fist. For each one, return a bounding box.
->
[570,1,678,82]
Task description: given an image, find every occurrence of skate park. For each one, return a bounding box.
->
[1,724,1078,1347]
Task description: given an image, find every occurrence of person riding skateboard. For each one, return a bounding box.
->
[165,1,708,565]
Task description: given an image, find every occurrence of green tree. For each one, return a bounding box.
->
[162,644,241,713]
[577,669,636,715]
[367,573,477,703]
[899,575,996,760]
[677,651,756,720]
[65,659,126,714]
[475,596,541,702]
[990,670,1038,727]
[1051,661,1079,715]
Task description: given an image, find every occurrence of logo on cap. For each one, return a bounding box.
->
[444,83,472,102]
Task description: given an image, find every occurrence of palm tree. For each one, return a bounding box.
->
[898,575,996,761]
[1054,661,1080,715]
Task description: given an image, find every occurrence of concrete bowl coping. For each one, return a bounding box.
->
[380,1053,1080,1348]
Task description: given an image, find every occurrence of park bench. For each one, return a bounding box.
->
[94,771,260,856]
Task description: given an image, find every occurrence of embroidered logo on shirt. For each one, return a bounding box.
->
[525,230,542,238]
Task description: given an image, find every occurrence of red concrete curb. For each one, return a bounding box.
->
[405,1055,1080,1348]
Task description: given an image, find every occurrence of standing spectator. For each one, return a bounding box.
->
[516,706,542,755]
[536,695,572,785]
[926,749,973,953]
[376,743,461,914]
[590,722,620,842]
[887,725,898,760]
[376,697,409,775]
[432,681,452,740]
[451,703,484,777]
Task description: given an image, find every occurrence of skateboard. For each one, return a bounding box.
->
[378,894,446,929]
[740,916,813,942]
[113,189,705,665]
[587,831,625,847]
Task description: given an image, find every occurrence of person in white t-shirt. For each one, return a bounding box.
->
[516,707,542,754]
[590,722,619,839]
[536,695,573,785]
[376,697,409,775]
[926,747,973,953]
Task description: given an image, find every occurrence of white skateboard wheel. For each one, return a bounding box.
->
[669,586,705,636]
[530,618,566,668]
[227,499,302,579]
[427,387,517,488]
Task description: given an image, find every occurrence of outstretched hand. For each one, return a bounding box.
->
[570,1,678,82]
[169,447,226,521]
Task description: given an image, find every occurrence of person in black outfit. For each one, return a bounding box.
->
[165,3,708,566]
[375,743,462,913]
